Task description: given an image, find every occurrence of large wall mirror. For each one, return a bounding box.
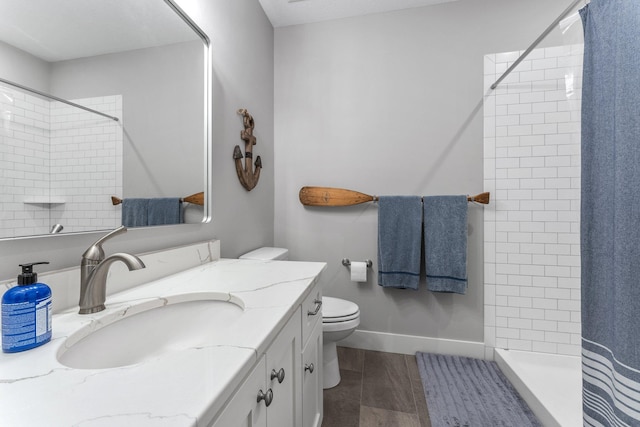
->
[0,0,211,239]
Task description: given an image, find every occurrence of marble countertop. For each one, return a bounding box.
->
[0,258,326,427]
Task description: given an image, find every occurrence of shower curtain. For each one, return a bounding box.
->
[580,1,640,426]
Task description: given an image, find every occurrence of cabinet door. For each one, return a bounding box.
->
[210,356,267,427]
[266,307,302,427]
[302,319,323,427]
[302,284,322,345]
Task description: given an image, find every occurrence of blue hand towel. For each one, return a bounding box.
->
[147,198,183,226]
[121,198,149,227]
[423,195,468,294]
[377,196,423,290]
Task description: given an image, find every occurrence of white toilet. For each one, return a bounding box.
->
[321,296,360,389]
[239,247,361,389]
[239,246,290,261]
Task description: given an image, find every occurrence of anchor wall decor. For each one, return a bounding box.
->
[233,108,262,191]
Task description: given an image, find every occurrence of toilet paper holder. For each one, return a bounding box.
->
[342,258,373,268]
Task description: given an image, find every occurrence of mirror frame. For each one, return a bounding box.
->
[165,0,213,225]
[0,0,212,241]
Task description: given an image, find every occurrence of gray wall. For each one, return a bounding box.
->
[0,41,50,92]
[273,0,567,343]
[0,0,274,280]
[1,0,573,348]
[50,41,204,199]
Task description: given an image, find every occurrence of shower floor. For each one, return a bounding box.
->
[495,348,582,427]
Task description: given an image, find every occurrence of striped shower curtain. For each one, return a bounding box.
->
[580,1,640,425]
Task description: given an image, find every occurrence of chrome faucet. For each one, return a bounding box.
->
[79,226,146,314]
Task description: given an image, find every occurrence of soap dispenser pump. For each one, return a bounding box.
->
[2,262,52,353]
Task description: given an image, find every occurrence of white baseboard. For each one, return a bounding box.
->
[338,329,488,359]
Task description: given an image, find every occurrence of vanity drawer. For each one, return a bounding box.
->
[301,283,322,346]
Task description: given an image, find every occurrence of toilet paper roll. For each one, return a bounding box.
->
[350,261,367,282]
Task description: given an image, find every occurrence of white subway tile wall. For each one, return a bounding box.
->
[0,89,122,238]
[0,87,50,237]
[484,45,582,357]
[49,96,122,234]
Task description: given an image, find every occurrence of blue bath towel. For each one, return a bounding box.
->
[121,198,149,227]
[423,195,468,294]
[147,198,182,225]
[377,196,423,290]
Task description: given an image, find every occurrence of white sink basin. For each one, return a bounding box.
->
[57,293,244,369]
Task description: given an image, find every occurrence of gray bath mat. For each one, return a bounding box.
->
[416,352,541,427]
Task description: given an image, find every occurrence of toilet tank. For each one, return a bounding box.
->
[239,247,289,261]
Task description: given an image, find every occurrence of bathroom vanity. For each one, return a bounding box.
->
[0,241,325,426]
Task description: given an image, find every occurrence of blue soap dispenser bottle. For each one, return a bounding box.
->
[2,262,52,353]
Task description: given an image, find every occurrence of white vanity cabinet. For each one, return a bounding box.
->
[266,306,303,427]
[302,319,323,427]
[211,282,323,427]
[0,253,329,427]
[301,283,323,427]
[209,356,268,427]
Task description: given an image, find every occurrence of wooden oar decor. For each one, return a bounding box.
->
[298,186,490,207]
[111,192,205,206]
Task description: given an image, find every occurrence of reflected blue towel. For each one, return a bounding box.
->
[424,195,468,294]
[148,198,182,225]
[377,196,423,290]
[122,198,149,227]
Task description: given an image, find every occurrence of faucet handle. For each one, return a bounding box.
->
[82,226,128,260]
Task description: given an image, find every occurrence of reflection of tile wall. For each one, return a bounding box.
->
[50,96,122,233]
[0,87,51,238]
[483,45,583,357]
[0,90,122,238]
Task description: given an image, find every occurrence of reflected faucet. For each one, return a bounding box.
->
[79,226,146,314]
[50,224,63,234]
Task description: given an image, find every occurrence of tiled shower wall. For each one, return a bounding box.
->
[49,96,122,233]
[0,87,122,238]
[0,87,50,237]
[483,45,583,357]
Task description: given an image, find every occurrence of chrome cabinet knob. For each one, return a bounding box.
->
[271,368,285,384]
[304,363,314,373]
[257,389,273,407]
[307,299,322,316]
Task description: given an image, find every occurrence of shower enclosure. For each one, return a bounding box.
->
[483,42,583,427]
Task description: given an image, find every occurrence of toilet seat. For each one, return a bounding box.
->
[322,296,359,321]
[323,311,360,323]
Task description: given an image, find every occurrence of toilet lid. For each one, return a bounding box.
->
[322,296,359,319]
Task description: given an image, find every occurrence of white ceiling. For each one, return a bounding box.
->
[0,0,199,62]
[258,0,459,27]
[1,0,460,62]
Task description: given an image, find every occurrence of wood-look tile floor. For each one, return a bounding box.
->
[322,347,432,427]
